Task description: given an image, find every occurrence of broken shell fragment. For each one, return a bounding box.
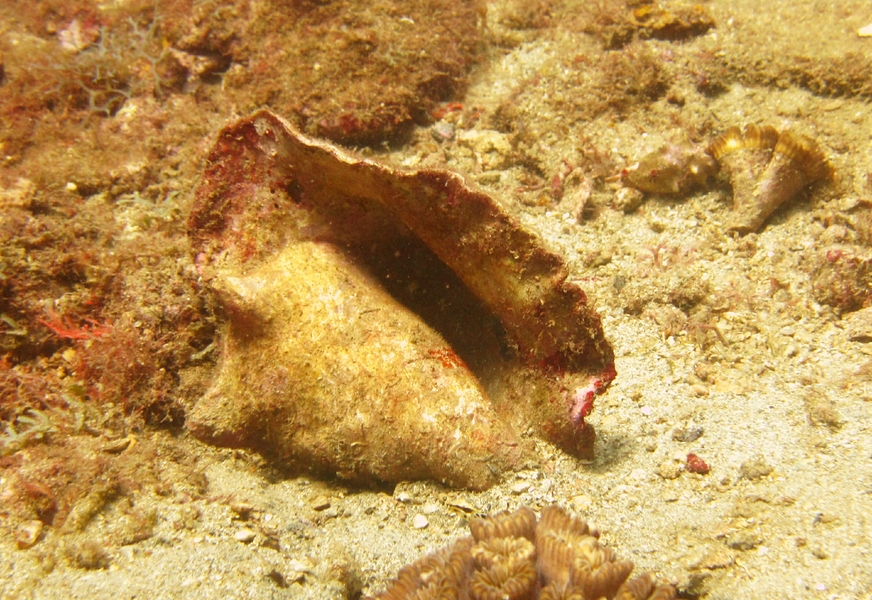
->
[622,142,718,195]
[187,110,615,489]
[709,124,832,234]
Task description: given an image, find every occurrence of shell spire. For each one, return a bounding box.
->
[709,124,832,234]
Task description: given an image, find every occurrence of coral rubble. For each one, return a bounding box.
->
[371,504,676,600]
[186,110,615,489]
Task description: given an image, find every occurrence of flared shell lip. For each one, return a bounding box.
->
[709,124,832,183]
[708,124,779,160]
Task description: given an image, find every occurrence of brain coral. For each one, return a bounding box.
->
[371,505,675,600]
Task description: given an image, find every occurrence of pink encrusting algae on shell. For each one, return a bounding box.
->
[709,124,832,234]
[185,109,615,489]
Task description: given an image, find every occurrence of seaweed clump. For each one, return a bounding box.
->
[371,505,675,600]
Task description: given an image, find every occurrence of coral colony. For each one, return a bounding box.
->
[371,505,676,600]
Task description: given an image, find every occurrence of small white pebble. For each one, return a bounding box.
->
[412,514,429,529]
[657,459,684,480]
[511,481,531,494]
[691,384,709,397]
[289,558,314,573]
[15,520,43,549]
[640,406,653,416]
[310,495,331,511]
[235,528,256,543]
[571,494,593,512]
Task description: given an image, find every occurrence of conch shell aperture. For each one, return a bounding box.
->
[186,110,615,489]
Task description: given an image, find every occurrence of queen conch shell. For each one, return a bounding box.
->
[186,110,615,489]
[709,124,832,234]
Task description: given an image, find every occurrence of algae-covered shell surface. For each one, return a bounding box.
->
[186,110,615,489]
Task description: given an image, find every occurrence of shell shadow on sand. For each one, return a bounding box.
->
[186,110,615,490]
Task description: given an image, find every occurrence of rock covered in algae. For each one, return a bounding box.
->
[370,504,676,599]
[187,110,615,489]
[211,0,487,146]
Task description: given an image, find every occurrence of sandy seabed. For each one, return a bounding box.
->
[1,0,872,598]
